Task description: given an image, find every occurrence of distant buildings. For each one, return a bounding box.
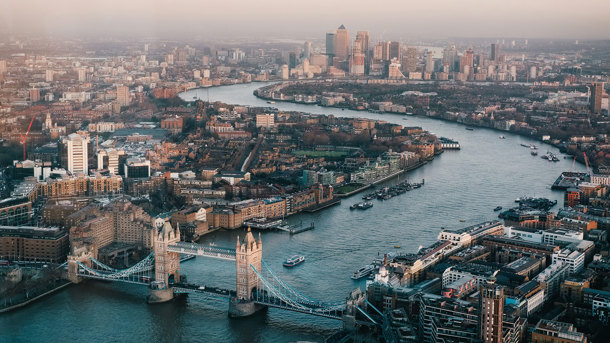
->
[116,85,130,107]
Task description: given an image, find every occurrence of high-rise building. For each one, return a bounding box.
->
[325,33,336,60]
[77,68,87,82]
[491,43,500,62]
[289,52,297,69]
[425,51,434,73]
[590,82,604,114]
[116,85,130,107]
[356,31,370,55]
[62,133,90,174]
[303,41,311,59]
[480,281,504,343]
[349,45,365,75]
[334,24,349,60]
[402,47,417,73]
[0,60,7,74]
[29,88,40,103]
[389,41,401,61]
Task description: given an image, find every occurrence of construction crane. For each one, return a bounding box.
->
[19,116,35,160]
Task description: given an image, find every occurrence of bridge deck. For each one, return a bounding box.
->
[168,242,236,261]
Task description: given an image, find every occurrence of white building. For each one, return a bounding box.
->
[552,248,585,274]
[62,133,90,174]
[438,221,504,247]
[537,262,570,301]
[591,174,610,186]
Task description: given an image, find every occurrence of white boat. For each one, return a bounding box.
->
[351,265,376,279]
[283,255,305,267]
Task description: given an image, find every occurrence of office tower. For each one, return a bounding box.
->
[443,45,458,72]
[62,133,90,174]
[116,85,130,107]
[326,33,336,59]
[373,42,385,61]
[491,43,500,62]
[349,45,365,75]
[29,88,40,103]
[389,41,401,60]
[425,51,434,73]
[289,52,297,69]
[144,43,149,52]
[303,41,312,59]
[480,281,504,343]
[402,47,417,73]
[175,48,187,64]
[356,31,370,55]
[590,82,604,114]
[334,24,349,60]
[0,60,6,74]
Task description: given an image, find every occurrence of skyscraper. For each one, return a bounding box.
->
[326,32,336,60]
[356,31,370,55]
[334,25,349,60]
[349,45,365,75]
[425,51,434,73]
[389,41,401,61]
[402,47,417,73]
[0,60,6,74]
[491,43,500,62]
[62,133,90,174]
[303,41,312,60]
[116,85,130,107]
[480,281,504,343]
[590,82,604,114]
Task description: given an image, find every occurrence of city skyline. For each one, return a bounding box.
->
[2,0,610,40]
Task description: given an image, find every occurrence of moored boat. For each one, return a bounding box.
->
[351,265,375,279]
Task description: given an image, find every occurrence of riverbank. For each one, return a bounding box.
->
[335,160,429,198]
[1,280,72,313]
[252,84,593,168]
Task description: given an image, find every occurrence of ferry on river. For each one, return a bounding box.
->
[351,265,376,280]
[283,255,305,267]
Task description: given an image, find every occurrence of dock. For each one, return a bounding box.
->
[303,198,341,212]
[276,222,315,235]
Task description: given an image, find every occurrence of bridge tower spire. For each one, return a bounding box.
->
[148,221,181,303]
[229,227,266,317]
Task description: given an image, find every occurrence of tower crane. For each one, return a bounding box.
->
[19,116,35,160]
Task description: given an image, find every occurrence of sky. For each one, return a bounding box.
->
[1,0,610,41]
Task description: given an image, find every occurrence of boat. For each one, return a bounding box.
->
[283,255,305,267]
[493,206,503,211]
[531,149,538,156]
[358,202,373,210]
[267,101,275,104]
[459,219,466,222]
[499,136,505,139]
[351,265,376,279]
[350,204,358,210]
[465,127,474,131]
[394,245,401,249]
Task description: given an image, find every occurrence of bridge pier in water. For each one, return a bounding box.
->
[229,227,266,317]
[148,221,181,304]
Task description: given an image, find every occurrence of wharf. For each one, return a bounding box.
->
[551,172,588,190]
[303,198,341,212]
[276,222,315,235]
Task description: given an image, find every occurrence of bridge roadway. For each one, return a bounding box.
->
[167,242,236,261]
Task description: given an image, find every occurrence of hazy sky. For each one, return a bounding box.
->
[2,0,609,41]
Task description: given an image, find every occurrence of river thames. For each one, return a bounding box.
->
[0,83,586,343]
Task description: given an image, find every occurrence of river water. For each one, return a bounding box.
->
[0,83,586,343]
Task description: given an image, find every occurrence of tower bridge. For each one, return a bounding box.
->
[67,222,375,323]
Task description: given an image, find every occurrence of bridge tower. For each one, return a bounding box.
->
[67,248,93,284]
[229,227,266,317]
[148,221,181,303]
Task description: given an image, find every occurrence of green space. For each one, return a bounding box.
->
[293,150,348,158]
[334,183,366,194]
